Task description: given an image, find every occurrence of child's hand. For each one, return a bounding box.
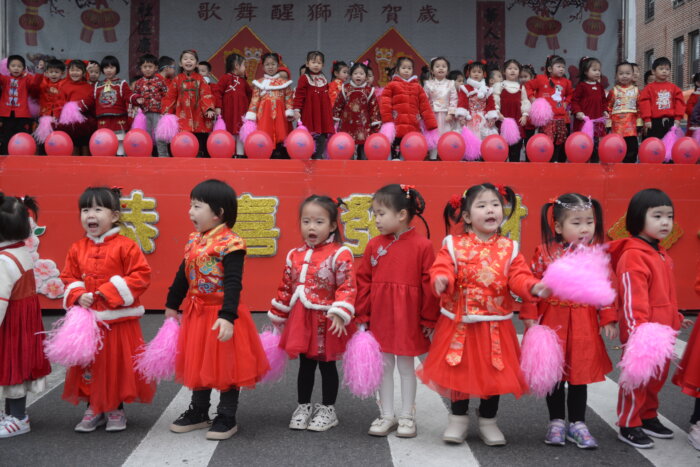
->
[531,282,552,298]
[523,319,537,330]
[78,292,94,308]
[212,318,234,342]
[674,120,681,128]
[682,318,694,329]
[434,275,449,295]
[602,323,619,340]
[215,108,222,116]
[164,307,179,322]
[136,98,145,105]
[644,121,652,129]
[205,110,215,119]
[603,111,609,119]
[519,115,528,126]
[421,326,434,339]
[486,119,496,128]
[293,110,301,121]
[445,114,453,123]
[328,314,347,337]
[575,112,585,121]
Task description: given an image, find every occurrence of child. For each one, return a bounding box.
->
[29,58,65,120]
[417,183,550,446]
[448,70,465,93]
[268,195,355,432]
[493,59,531,162]
[165,179,269,441]
[456,60,498,141]
[60,187,154,432]
[488,69,503,88]
[379,56,437,160]
[56,60,95,156]
[157,56,177,87]
[132,54,169,157]
[608,188,693,449]
[526,55,573,163]
[332,62,380,160]
[0,194,51,438]
[197,61,216,84]
[638,57,685,140]
[607,61,640,163]
[86,60,100,84]
[685,72,700,137]
[356,184,439,438]
[631,63,641,86]
[571,57,608,162]
[214,54,252,157]
[423,57,458,160]
[328,60,348,105]
[519,64,537,151]
[520,193,617,449]
[643,70,654,87]
[0,55,35,154]
[293,51,335,159]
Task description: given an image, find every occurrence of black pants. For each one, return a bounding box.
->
[312,133,327,160]
[623,136,639,163]
[297,354,339,405]
[646,117,674,140]
[194,132,209,157]
[546,382,587,422]
[355,144,366,160]
[508,141,523,162]
[5,396,27,419]
[391,137,402,160]
[551,143,566,163]
[451,396,500,419]
[0,114,33,155]
[271,142,290,159]
[191,387,240,417]
[589,138,600,163]
[691,398,700,425]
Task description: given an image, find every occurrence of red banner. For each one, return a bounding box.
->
[476,1,506,69]
[355,27,428,88]
[128,0,160,80]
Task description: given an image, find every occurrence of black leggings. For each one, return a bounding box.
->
[546,382,587,422]
[508,141,523,162]
[191,387,240,417]
[297,354,339,405]
[312,133,327,160]
[5,396,27,419]
[451,396,500,419]
[623,136,639,163]
[691,398,700,425]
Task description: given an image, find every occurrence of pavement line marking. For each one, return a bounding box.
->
[27,363,66,407]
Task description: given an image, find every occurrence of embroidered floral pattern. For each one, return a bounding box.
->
[184,224,246,294]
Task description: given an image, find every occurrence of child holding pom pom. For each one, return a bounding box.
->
[493,59,530,162]
[59,187,154,433]
[520,193,617,449]
[423,57,458,160]
[213,54,251,157]
[55,60,96,156]
[268,195,356,432]
[456,60,498,141]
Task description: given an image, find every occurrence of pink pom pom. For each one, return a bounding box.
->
[530,98,553,127]
[618,322,677,392]
[33,116,54,144]
[28,96,40,119]
[520,324,564,398]
[296,119,309,133]
[59,101,86,125]
[0,58,8,76]
[424,128,440,151]
[44,306,102,367]
[662,126,683,162]
[342,329,383,399]
[374,87,384,98]
[213,115,227,131]
[379,122,396,142]
[581,116,594,140]
[239,118,257,144]
[693,129,700,146]
[155,114,179,142]
[500,117,522,145]
[131,109,148,131]
[134,317,179,383]
[259,329,287,384]
[461,125,481,161]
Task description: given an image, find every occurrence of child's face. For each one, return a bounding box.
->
[68,66,84,82]
[504,63,520,81]
[653,64,671,82]
[8,59,24,77]
[367,70,374,85]
[197,64,210,76]
[234,61,247,77]
[519,70,533,84]
[489,71,503,86]
[616,65,633,86]
[463,190,503,239]
[307,57,324,74]
[161,64,176,79]
[336,66,349,81]
[469,67,484,81]
[351,67,367,86]
[398,61,413,80]
[263,57,279,76]
[189,199,222,233]
[87,63,100,82]
[586,62,601,82]
[554,208,595,245]
[102,65,117,79]
[181,53,197,72]
[81,203,120,238]
[549,63,566,78]
[46,68,63,82]
[632,66,640,84]
[432,60,449,80]
[454,75,464,88]
[372,201,406,236]
[641,205,673,241]
[140,62,157,78]
[301,202,335,247]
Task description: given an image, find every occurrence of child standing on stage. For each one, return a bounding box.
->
[456,60,499,141]
[520,193,618,449]
[684,72,700,138]
[493,59,530,162]
[417,183,550,446]
[165,179,268,441]
[423,57,458,160]
[132,54,169,157]
[519,64,537,152]
[60,187,154,433]
[56,60,95,156]
[571,57,608,163]
[157,56,177,88]
[29,59,65,121]
[268,196,356,432]
[0,194,51,438]
[639,57,685,140]
[356,184,439,438]
[608,188,693,449]
[214,54,252,157]
[607,61,640,163]
[328,60,348,106]
[0,56,35,154]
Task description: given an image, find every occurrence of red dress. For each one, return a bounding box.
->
[81,78,136,132]
[672,261,700,397]
[417,233,538,401]
[456,79,499,139]
[331,82,380,144]
[28,74,64,118]
[379,75,437,138]
[293,72,335,135]
[268,240,356,362]
[60,227,155,413]
[161,72,215,133]
[571,81,607,135]
[355,228,439,356]
[214,73,252,135]
[494,80,529,138]
[56,78,96,141]
[520,244,615,385]
[245,74,294,144]
[526,74,572,144]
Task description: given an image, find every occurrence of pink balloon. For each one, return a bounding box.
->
[565,131,593,163]
[481,134,508,162]
[244,130,274,159]
[437,131,465,161]
[525,133,554,162]
[171,131,199,158]
[364,133,391,160]
[123,129,153,157]
[8,132,36,155]
[671,137,700,164]
[45,131,74,156]
[638,137,665,164]
[207,130,236,158]
[598,133,627,164]
[89,128,119,157]
[286,128,314,160]
[327,132,356,160]
[400,131,428,161]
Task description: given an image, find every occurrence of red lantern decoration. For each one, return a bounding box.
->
[8,132,37,155]
[100,8,120,43]
[638,137,665,164]
[44,131,74,156]
[89,128,119,157]
[327,132,356,160]
[481,134,509,162]
[207,130,236,158]
[19,0,47,47]
[526,133,554,162]
[671,137,700,165]
[582,0,608,51]
[399,132,428,161]
[364,133,391,160]
[124,129,153,157]
[598,133,626,164]
[171,131,199,158]
[565,132,593,163]
[80,8,101,43]
[437,131,466,162]
[525,14,562,50]
[244,130,274,159]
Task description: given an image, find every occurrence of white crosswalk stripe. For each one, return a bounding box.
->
[26,363,66,407]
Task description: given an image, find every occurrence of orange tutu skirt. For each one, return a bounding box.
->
[672,322,700,397]
[176,294,269,391]
[417,315,528,401]
[279,301,353,362]
[62,319,155,413]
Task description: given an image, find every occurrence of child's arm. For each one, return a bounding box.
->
[520,85,531,124]
[369,92,381,128]
[638,86,652,123]
[244,79,253,100]
[507,252,544,301]
[673,85,686,124]
[27,72,43,98]
[161,79,178,114]
[197,79,216,118]
[245,86,261,120]
[605,87,616,115]
[430,241,456,296]
[448,85,458,121]
[120,80,137,107]
[354,243,373,326]
[0,256,21,326]
[484,93,498,123]
[292,75,308,120]
[418,87,438,130]
[571,83,585,119]
[379,83,394,123]
[492,82,502,114]
[212,74,226,110]
[284,81,294,118]
[455,87,470,121]
[211,250,245,342]
[164,260,188,319]
[331,85,345,122]
[519,246,545,327]
[59,245,90,309]
[525,78,537,102]
[616,253,652,331]
[95,242,151,309]
[327,248,356,326]
[419,243,440,328]
[268,249,296,325]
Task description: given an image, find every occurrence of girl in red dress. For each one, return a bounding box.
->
[356,184,439,438]
[164,180,269,441]
[268,196,356,432]
[520,193,617,449]
[685,73,700,137]
[214,54,252,157]
[60,187,154,433]
[519,64,537,155]
[56,60,96,156]
[417,183,550,446]
[456,60,499,142]
[571,57,608,163]
[0,194,51,438]
[328,60,348,106]
[493,59,531,162]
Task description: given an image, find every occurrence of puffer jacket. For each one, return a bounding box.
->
[380,75,437,138]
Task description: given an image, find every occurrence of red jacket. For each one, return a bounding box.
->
[161,72,215,133]
[28,74,64,118]
[0,74,35,118]
[525,74,572,122]
[456,82,497,120]
[571,80,607,129]
[638,81,685,122]
[81,78,135,118]
[380,75,437,138]
[59,78,93,108]
[685,91,698,120]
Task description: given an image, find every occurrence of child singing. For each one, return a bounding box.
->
[607,61,640,163]
[423,57,458,160]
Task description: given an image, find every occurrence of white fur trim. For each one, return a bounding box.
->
[485,110,499,120]
[440,308,513,323]
[253,79,293,91]
[87,226,121,244]
[331,301,355,315]
[331,246,352,271]
[63,281,86,309]
[327,306,352,325]
[442,235,458,275]
[267,310,288,324]
[511,240,520,259]
[296,285,330,311]
[245,112,257,121]
[94,305,145,322]
[455,108,469,118]
[458,85,469,96]
[109,275,134,306]
[370,121,382,127]
[333,117,341,122]
[271,298,291,313]
[285,109,295,118]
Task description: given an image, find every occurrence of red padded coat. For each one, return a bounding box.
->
[379,75,437,138]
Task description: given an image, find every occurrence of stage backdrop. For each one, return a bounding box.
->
[0,157,699,313]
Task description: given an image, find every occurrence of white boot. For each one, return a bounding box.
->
[478,416,506,446]
[442,414,469,443]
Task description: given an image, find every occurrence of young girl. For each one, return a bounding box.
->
[164,179,268,441]
[456,60,498,141]
[448,70,465,93]
[161,50,216,157]
[608,188,693,449]
[571,57,608,163]
[56,60,95,156]
[214,54,252,157]
[328,60,348,106]
[493,59,531,162]
[132,54,170,157]
[332,62,380,160]
[379,56,437,160]
[0,56,35,154]
[60,187,154,432]
[520,193,617,449]
[685,72,700,138]
[0,194,51,438]
[526,55,573,163]
[417,183,550,446]
[268,195,356,432]
[488,69,503,88]
[423,57,458,160]
[519,64,537,152]
[606,61,640,163]
[355,184,439,438]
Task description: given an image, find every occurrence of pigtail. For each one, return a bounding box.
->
[591,198,605,245]
[408,188,430,239]
[500,186,517,222]
[21,195,39,221]
[443,195,463,235]
[540,201,557,258]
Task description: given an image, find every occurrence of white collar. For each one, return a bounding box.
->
[501,80,521,91]
[466,78,486,89]
[349,81,367,88]
[264,73,280,79]
[394,75,418,83]
[0,240,21,249]
[304,235,335,249]
[585,80,597,85]
[87,226,121,244]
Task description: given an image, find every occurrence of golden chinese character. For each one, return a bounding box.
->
[501,194,528,243]
[340,194,380,256]
[233,193,280,257]
[120,190,159,254]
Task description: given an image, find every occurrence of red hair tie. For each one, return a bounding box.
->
[449,194,462,210]
[495,184,507,197]
[111,185,123,191]
[548,196,558,204]
[400,184,415,198]
[467,59,475,65]
[480,59,487,65]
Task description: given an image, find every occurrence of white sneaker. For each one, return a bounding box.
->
[443,414,469,443]
[396,414,417,438]
[689,421,700,451]
[74,408,106,433]
[0,415,30,438]
[289,403,313,430]
[105,409,127,432]
[306,404,339,432]
[478,416,506,446]
[368,416,398,436]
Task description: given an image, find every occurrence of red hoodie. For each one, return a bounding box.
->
[638,81,685,122]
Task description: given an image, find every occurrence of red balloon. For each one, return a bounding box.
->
[364,133,391,160]
[207,130,236,158]
[44,131,74,156]
[671,137,700,165]
[8,132,36,155]
[171,131,199,158]
[286,128,314,160]
[638,137,665,164]
[481,134,508,162]
[525,133,554,162]
[89,128,119,157]
[123,129,153,157]
[244,130,274,159]
[400,131,428,161]
[327,132,356,160]
[565,131,593,163]
[437,131,466,161]
[598,133,627,164]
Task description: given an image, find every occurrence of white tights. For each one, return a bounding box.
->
[378,353,416,418]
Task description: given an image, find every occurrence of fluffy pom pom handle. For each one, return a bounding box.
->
[379,122,396,143]
[530,98,554,127]
[134,317,180,383]
[259,328,288,384]
[28,96,40,119]
[618,322,677,392]
[213,115,227,132]
[662,126,683,162]
[580,116,594,140]
[342,329,383,399]
[131,109,148,131]
[0,58,8,76]
[59,101,87,125]
[238,118,257,144]
[520,324,565,398]
[461,126,481,161]
[500,117,522,145]
[33,116,54,144]
[155,114,180,143]
[43,305,102,368]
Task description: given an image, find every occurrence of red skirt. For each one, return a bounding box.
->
[0,295,51,386]
[279,301,353,362]
[257,99,291,144]
[97,115,131,132]
[176,294,269,391]
[62,319,155,413]
[672,322,700,397]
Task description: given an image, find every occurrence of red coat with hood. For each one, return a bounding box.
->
[380,75,437,138]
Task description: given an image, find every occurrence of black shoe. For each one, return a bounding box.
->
[206,413,238,440]
[618,426,655,449]
[169,404,211,433]
[642,417,674,439]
